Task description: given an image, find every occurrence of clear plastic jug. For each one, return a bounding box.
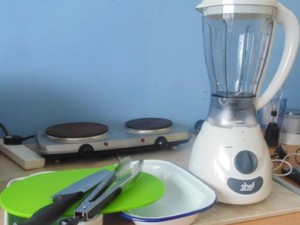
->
[198,0,300,110]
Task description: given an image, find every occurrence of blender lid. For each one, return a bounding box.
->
[196,0,278,10]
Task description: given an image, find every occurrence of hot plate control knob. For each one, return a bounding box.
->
[234,150,258,174]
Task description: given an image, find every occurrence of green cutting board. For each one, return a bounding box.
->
[0,166,165,218]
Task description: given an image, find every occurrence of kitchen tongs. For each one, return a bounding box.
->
[59,159,144,225]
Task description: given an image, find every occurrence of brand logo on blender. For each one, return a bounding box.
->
[240,182,255,192]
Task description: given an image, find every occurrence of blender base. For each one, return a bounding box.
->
[189,122,272,205]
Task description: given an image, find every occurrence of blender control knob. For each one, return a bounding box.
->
[234,150,258,174]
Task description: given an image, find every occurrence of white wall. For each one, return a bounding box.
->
[0,0,298,137]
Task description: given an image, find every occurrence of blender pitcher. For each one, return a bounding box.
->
[189,0,299,204]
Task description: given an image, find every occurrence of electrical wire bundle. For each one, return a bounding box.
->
[0,123,35,145]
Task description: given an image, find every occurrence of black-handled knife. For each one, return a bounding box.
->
[13,169,113,225]
[15,192,84,225]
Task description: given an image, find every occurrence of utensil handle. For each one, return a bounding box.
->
[14,192,83,225]
[84,187,122,220]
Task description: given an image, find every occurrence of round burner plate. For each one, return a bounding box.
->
[125,118,172,134]
[45,122,108,142]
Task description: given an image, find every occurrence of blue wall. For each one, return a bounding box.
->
[0,0,299,137]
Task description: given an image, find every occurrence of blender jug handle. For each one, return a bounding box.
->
[256,3,300,110]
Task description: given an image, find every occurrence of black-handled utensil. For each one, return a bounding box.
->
[14,192,84,225]
[13,169,113,225]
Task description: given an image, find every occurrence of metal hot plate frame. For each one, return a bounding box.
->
[36,123,191,157]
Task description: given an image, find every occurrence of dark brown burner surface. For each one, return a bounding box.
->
[46,122,108,139]
[125,118,172,131]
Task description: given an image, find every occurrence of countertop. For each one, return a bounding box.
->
[1,136,300,225]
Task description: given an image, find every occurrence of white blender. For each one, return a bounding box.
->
[189,0,299,204]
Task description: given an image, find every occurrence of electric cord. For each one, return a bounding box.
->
[0,122,35,145]
[272,152,300,177]
[0,123,8,136]
[272,158,293,176]
[295,148,300,164]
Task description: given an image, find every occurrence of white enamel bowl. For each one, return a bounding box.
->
[121,160,217,225]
